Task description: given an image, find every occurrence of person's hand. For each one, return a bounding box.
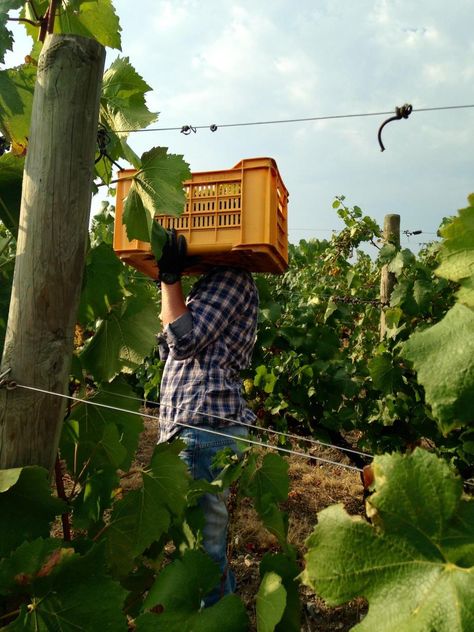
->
[157,229,187,285]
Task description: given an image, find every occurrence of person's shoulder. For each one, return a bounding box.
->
[205,266,253,283]
[201,266,257,296]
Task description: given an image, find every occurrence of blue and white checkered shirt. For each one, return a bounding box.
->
[157,267,259,443]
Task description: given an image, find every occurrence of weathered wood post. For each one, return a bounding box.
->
[0,34,105,471]
[379,213,401,339]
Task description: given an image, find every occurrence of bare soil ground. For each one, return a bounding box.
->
[132,414,368,631]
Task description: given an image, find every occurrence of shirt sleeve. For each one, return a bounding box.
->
[163,268,256,361]
[156,332,169,362]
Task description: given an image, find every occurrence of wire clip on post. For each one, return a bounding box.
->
[378,103,413,152]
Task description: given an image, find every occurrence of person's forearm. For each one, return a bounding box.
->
[160,281,188,327]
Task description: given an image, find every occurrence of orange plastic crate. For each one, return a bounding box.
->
[113,157,288,278]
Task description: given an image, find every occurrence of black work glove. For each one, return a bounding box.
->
[158,229,188,284]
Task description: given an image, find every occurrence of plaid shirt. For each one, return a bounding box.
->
[157,267,259,443]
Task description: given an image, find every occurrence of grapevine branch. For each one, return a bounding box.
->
[47,0,59,34]
[54,454,71,541]
[7,16,39,27]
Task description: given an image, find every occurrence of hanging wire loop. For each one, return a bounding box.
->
[180,125,197,135]
[378,103,413,152]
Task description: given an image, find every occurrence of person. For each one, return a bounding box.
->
[155,229,259,606]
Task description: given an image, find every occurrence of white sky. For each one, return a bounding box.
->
[6,0,474,250]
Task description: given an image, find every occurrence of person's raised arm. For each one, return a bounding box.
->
[156,228,189,327]
[160,280,188,327]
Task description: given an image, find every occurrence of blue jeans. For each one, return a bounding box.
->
[178,424,248,606]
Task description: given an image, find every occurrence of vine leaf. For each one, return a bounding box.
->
[0,152,23,236]
[103,442,190,576]
[3,543,128,631]
[259,553,301,632]
[79,280,159,382]
[0,467,65,557]
[436,196,474,307]
[0,537,64,594]
[137,549,249,631]
[0,63,36,153]
[60,377,143,476]
[387,248,416,277]
[23,0,122,50]
[300,449,474,632]
[147,440,190,518]
[59,378,142,528]
[402,303,474,433]
[458,277,474,308]
[240,453,291,551]
[243,453,289,505]
[0,2,24,46]
[97,56,157,181]
[0,1,25,63]
[412,278,432,310]
[122,147,190,244]
[101,56,157,133]
[104,477,171,576]
[368,353,403,394]
[77,242,125,323]
[256,572,286,632]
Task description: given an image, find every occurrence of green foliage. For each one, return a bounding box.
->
[301,449,474,631]
[97,56,157,182]
[401,197,474,436]
[0,220,15,341]
[2,543,128,631]
[0,62,35,154]
[139,549,248,631]
[0,443,254,629]
[101,56,157,134]
[259,553,301,632]
[367,353,403,395]
[256,572,286,632]
[122,147,191,246]
[248,195,470,462]
[436,195,474,281]
[0,153,23,235]
[403,303,474,433]
[23,0,122,49]
[0,2,24,63]
[79,278,159,381]
[248,206,386,452]
[61,377,142,470]
[436,194,474,307]
[0,468,135,629]
[240,452,291,551]
[0,467,65,557]
[77,242,124,322]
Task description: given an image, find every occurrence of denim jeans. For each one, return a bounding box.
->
[178,423,248,606]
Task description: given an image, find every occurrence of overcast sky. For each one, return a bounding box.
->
[6,1,474,250]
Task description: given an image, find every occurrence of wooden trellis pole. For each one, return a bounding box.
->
[380,214,400,340]
[0,34,105,472]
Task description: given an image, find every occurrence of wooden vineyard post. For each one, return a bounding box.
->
[0,34,105,472]
[379,213,400,340]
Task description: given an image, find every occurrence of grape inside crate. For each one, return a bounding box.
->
[113,157,289,277]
